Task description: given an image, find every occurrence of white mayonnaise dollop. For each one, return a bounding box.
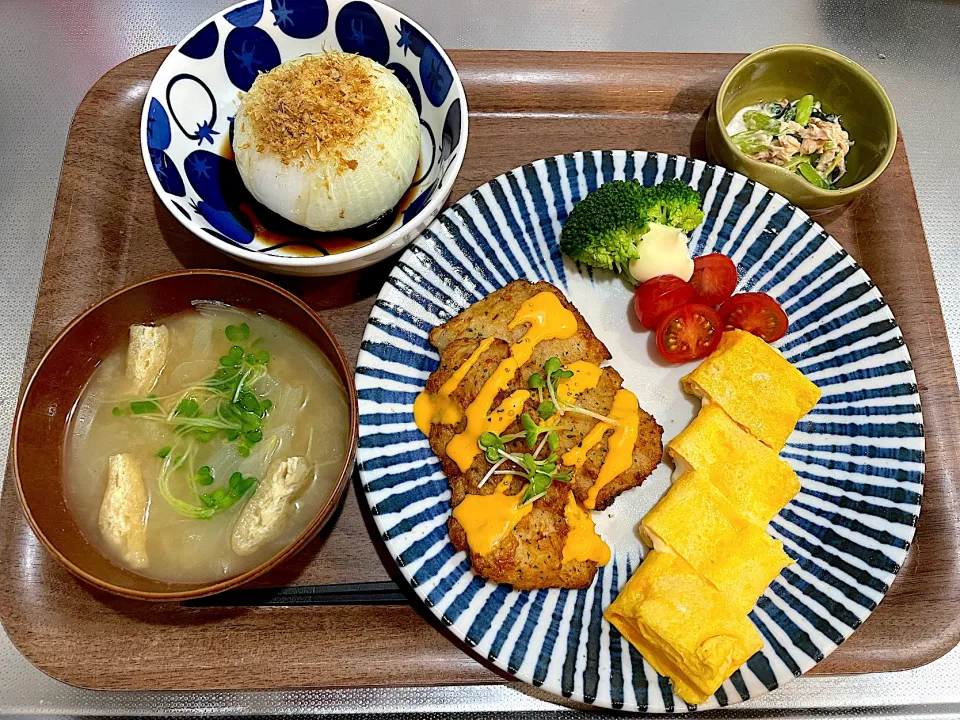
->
[628,222,694,283]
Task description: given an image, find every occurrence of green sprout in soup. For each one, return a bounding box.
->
[112,325,277,519]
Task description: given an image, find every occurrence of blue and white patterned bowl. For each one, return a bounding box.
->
[140,0,467,276]
[355,151,924,712]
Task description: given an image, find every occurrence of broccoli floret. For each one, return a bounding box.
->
[559,180,650,273]
[643,178,706,233]
[559,178,706,273]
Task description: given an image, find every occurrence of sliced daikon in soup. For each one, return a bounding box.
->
[64,305,349,584]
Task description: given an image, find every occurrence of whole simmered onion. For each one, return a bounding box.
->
[232,51,420,232]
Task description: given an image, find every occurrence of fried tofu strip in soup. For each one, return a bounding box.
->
[99,453,149,568]
[232,456,313,556]
[126,324,169,394]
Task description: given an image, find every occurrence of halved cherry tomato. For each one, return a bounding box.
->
[655,303,724,363]
[690,254,738,306]
[718,292,789,342]
[634,275,695,330]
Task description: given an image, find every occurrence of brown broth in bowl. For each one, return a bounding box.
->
[64,303,350,584]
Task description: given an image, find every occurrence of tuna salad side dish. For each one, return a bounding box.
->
[726,95,853,189]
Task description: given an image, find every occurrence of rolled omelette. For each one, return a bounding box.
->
[605,550,763,705]
[682,329,821,451]
[667,404,800,527]
[641,471,793,615]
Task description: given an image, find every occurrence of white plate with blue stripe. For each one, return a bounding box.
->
[354,150,924,712]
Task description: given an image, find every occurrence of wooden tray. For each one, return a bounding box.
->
[0,49,957,691]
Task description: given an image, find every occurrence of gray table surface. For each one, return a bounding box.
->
[2,0,959,716]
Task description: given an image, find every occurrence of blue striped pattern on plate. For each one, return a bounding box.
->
[355,150,924,712]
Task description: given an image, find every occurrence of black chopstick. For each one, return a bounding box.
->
[184,580,409,607]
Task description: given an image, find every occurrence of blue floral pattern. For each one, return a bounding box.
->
[184,150,255,244]
[441,98,461,163]
[179,22,220,59]
[145,98,185,196]
[334,1,389,64]
[394,18,427,57]
[145,98,172,151]
[224,0,264,27]
[165,74,220,146]
[270,0,328,38]
[419,43,452,107]
[224,26,281,90]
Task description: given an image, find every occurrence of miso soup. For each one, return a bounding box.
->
[65,303,350,584]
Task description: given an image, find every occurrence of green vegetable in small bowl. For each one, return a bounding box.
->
[706,44,897,213]
[727,94,853,190]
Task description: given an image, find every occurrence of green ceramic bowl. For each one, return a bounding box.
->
[706,44,897,213]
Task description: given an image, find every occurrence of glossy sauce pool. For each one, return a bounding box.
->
[219,134,422,257]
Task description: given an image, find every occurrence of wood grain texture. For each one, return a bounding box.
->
[0,48,956,690]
